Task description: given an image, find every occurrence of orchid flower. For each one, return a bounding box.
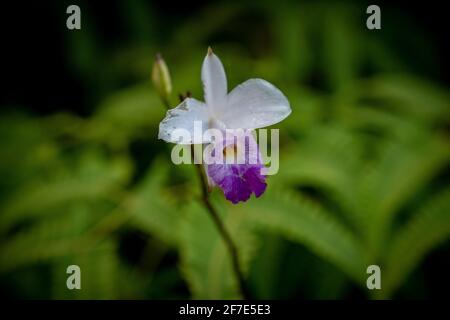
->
[158,48,291,203]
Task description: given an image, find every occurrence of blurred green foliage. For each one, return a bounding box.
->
[0,1,449,299]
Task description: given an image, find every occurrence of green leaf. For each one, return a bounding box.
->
[128,157,181,246]
[321,5,360,92]
[0,205,91,273]
[0,151,132,234]
[279,126,366,232]
[236,189,367,285]
[179,198,258,299]
[51,241,119,299]
[362,75,450,124]
[379,189,450,298]
[363,127,450,255]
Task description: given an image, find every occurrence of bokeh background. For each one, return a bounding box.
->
[0,0,449,299]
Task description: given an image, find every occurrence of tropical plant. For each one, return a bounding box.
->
[0,1,448,299]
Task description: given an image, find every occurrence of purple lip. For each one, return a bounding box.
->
[205,132,267,204]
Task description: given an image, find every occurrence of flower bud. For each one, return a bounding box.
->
[152,53,172,107]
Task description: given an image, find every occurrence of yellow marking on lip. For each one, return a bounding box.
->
[223,144,241,163]
[223,145,237,157]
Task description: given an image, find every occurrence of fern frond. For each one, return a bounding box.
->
[377,189,450,298]
[278,125,367,233]
[363,127,450,256]
[0,205,103,273]
[51,241,118,299]
[0,153,132,234]
[179,198,258,299]
[236,188,367,285]
[128,157,180,246]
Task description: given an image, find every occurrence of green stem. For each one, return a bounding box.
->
[192,147,250,299]
[159,92,250,299]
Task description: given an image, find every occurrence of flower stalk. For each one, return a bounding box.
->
[152,54,249,298]
[192,145,250,299]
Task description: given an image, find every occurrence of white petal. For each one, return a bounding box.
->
[201,49,228,113]
[221,79,291,129]
[158,98,209,144]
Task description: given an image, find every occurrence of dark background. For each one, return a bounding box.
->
[1,0,448,115]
